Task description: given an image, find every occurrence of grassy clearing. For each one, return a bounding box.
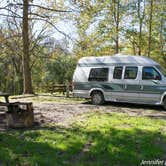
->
[0,112,166,166]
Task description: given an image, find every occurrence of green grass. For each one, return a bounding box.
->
[0,112,166,166]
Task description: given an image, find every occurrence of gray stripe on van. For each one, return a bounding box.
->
[74,82,166,94]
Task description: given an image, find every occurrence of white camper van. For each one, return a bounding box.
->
[73,54,166,109]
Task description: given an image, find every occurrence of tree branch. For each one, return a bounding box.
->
[9,3,73,13]
[0,13,22,19]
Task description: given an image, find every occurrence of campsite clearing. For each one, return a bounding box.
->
[0,95,166,166]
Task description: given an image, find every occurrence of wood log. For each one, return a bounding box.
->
[6,103,34,128]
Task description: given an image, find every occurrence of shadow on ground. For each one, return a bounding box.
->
[0,112,166,166]
[83,100,164,111]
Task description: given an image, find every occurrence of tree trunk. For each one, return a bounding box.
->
[137,0,145,56]
[147,0,153,57]
[22,0,33,94]
[132,41,136,55]
[10,64,15,95]
[114,0,120,54]
[4,63,8,92]
[18,72,24,94]
[159,18,165,65]
[138,0,142,55]
[138,21,142,56]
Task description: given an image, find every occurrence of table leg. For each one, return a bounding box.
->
[5,96,9,103]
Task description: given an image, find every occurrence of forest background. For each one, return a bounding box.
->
[0,0,165,94]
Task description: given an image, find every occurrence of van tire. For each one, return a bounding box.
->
[91,91,104,105]
[163,97,166,110]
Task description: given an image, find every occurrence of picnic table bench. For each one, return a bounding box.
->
[44,84,73,97]
[0,92,34,128]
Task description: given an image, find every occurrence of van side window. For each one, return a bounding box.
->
[113,67,123,79]
[88,68,108,81]
[142,67,161,80]
[124,67,138,79]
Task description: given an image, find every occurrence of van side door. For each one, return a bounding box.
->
[111,66,140,102]
[121,66,140,102]
[139,66,163,104]
[110,66,124,101]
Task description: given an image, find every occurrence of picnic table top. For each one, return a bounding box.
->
[0,92,10,97]
[0,92,10,103]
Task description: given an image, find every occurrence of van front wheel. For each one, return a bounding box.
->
[91,91,104,105]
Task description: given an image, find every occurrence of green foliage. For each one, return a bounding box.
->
[44,55,77,85]
[0,0,165,94]
[72,0,166,67]
[0,112,166,165]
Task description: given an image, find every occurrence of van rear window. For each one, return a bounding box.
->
[124,67,138,79]
[113,67,123,79]
[88,68,108,81]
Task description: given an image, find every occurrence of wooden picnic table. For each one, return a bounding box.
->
[0,92,34,128]
[0,92,10,103]
[0,93,33,112]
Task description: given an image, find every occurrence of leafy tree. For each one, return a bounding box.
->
[44,55,76,85]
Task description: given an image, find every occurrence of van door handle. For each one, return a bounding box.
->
[123,84,127,90]
[140,85,143,90]
[152,80,159,84]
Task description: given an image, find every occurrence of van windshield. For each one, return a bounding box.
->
[156,65,166,77]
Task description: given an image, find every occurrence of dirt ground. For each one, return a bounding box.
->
[1,97,166,129]
[33,101,166,126]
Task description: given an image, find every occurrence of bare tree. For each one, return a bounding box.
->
[22,0,33,93]
[0,0,73,94]
[137,0,146,55]
[147,0,153,57]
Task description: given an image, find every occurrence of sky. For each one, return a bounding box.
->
[0,0,78,51]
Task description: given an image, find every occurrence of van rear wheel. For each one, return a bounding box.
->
[91,91,104,105]
[163,98,166,110]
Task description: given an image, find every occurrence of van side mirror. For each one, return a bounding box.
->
[155,75,161,80]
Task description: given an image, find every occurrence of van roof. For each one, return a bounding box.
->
[78,54,159,67]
